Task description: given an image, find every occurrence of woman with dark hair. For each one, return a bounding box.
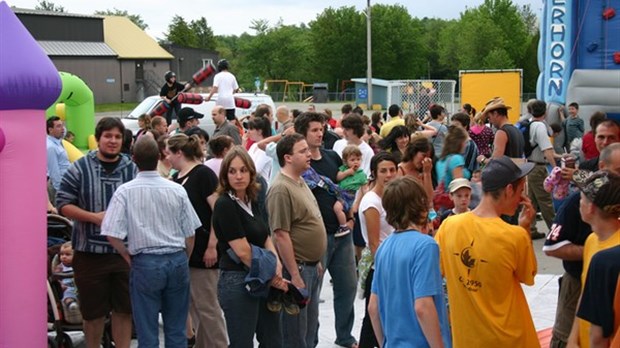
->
[398,136,435,202]
[247,117,273,183]
[461,103,476,118]
[436,125,471,188]
[451,112,480,173]
[357,152,399,348]
[166,133,228,348]
[213,146,287,348]
[379,125,410,162]
[368,176,451,347]
[205,135,234,177]
[184,126,210,159]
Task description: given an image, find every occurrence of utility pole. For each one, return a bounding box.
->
[366,0,372,110]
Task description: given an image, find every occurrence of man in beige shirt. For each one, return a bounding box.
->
[267,133,327,348]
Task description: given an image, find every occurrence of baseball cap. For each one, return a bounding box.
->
[449,178,472,193]
[481,156,535,192]
[574,170,620,216]
[178,107,204,123]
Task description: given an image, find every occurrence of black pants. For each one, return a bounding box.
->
[359,268,379,348]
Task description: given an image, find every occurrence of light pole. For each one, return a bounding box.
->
[365,0,372,110]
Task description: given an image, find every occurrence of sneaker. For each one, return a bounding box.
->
[334,225,351,238]
[531,231,546,240]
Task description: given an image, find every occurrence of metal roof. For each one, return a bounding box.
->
[351,78,391,87]
[103,16,173,59]
[38,40,117,57]
[11,7,103,19]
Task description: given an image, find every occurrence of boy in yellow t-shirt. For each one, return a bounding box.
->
[566,170,620,348]
[436,156,540,347]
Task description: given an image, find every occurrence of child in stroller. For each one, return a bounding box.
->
[53,242,81,323]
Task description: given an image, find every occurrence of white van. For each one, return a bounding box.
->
[122,93,276,136]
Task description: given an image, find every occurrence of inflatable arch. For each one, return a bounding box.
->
[0,1,62,346]
[46,71,96,150]
[537,0,620,129]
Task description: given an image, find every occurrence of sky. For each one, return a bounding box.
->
[8,0,542,39]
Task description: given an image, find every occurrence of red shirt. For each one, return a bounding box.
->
[581,131,599,160]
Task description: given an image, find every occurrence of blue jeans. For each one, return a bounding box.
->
[282,264,321,348]
[218,270,282,348]
[322,233,358,347]
[130,251,190,348]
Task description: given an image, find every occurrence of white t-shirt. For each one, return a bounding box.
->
[204,158,223,178]
[528,121,553,163]
[332,139,374,177]
[248,143,271,184]
[213,71,239,109]
[359,191,394,244]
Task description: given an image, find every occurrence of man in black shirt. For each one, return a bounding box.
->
[160,71,191,126]
[295,112,358,348]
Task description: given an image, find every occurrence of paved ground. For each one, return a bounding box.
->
[57,222,561,347]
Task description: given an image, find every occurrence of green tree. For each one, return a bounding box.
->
[35,0,65,12]
[94,8,148,30]
[370,4,426,79]
[163,15,198,48]
[309,6,366,89]
[250,19,270,35]
[438,0,529,71]
[190,17,217,50]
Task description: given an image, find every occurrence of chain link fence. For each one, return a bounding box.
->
[387,80,457,116]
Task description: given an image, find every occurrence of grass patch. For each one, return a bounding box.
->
[95,102,139,113]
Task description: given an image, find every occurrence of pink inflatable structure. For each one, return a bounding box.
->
[0,1,62,346]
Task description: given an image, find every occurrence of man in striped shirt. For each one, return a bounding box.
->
[102,136,201,347]
[57,117,137,348]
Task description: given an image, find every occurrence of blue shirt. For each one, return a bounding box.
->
[372,231,452,348]
[56,151,137,254]
[435,154,471,186]
[101,171,200,255]
[46,135,71,190]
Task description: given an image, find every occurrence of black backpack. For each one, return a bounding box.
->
[518,120,541,157]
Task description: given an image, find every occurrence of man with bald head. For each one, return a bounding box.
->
[212,105,241,145]
[276,105,292,134]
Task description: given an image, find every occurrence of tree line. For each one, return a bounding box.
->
[35,0,539,93]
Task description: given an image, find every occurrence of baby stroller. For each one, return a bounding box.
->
[46,214,114,348]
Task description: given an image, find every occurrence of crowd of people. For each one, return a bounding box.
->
[46,94,620,348]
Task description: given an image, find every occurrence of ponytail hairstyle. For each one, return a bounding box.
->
[166,133,203,161]
[462,103,476,118]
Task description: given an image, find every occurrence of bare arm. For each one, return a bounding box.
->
[368,294,384,347]
[415,297,445,348]
[336,167,355,182]
[451,166,464,180]
[491,130,507,159]
[273,229,305,289]
[106,236,131,266]
[589,324,609,348]
[543,148,557,167]
[363,208,382,256]
[257,133,283,151]
[60,204,105,226]
[185,236,195,258]
[204,193,219,267]
[206,86,219,101]
[544,243,584,261]
[227,237,253,267]
[422,158,434,204]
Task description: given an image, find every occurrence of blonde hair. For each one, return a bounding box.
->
[342,145,362,162]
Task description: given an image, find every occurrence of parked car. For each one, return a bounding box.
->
[122,93,276,136]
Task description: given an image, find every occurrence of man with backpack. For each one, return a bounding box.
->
[525,99,557,239]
